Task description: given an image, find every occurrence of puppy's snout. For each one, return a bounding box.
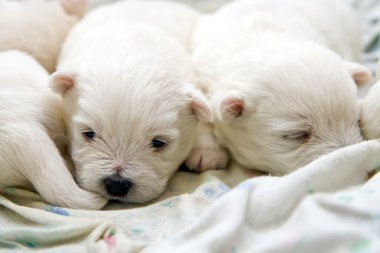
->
[113,166,124,173]
[104,177,132,197]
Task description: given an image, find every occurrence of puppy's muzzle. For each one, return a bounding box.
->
[104,177,132,197]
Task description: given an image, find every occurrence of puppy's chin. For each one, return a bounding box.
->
[105,183,166,203]
[100,181,167,203]
[75,165,169,203]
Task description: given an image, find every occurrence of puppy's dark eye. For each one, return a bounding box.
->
[151,139,166,149]
[282,130,311,143]
[82,130,96,141]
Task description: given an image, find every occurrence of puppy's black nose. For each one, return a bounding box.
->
[104,178,131,197]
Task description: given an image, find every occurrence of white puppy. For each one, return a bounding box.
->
[0,51,107,209]
[50,1,210,203]
[191,0,372,175]
[0,0,87,73]
[361,61,380,139]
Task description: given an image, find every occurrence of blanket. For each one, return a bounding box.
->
[0,164,256,252]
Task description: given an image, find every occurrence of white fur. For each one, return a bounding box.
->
[185,123,229,171]
[192,0,371,175]
[361,61,380,139]
[0,51,107,209]
[51,1,209,203]
[0,0,87,73]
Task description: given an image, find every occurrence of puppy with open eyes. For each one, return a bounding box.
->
[191,0,372,175]
[0,51,107,209]
[0,0,87,73]
[50,0,210,203]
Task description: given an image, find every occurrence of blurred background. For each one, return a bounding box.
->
[90,0,232,12]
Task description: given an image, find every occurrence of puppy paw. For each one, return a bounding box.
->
[65,190,108,210]
[185,145,229,172]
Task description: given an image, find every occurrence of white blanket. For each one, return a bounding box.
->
[142,140,380,253]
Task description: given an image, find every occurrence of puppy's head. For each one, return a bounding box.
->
[50,64,210,203]
[211,41,370,175]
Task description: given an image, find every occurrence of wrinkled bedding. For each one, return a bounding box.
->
[1,0,380,252]
[0,165,254,252]
[1,141,380,253]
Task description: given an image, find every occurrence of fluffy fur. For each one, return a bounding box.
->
[361,61,380,139]
[50,0,210,203]
[0,0,87,73]
[0,51,107,209]
[191,0,371,175]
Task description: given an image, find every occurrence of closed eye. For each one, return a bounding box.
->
[282,130,311,143]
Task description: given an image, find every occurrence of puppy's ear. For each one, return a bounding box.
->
[49,72,76,95]
[185,85,212,123]
[345,61,372,87]
[216,90,246,122]
[59,0,87,18]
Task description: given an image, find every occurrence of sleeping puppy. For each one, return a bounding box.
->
[49,1,210,203]
[191,0,372,175]
[0,51,107,209]
[0,0,87,73]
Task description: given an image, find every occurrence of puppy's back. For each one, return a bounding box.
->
[59,0,197,64]
[0,0,86,72]
[193,0,361,61]
[0,51,64,144]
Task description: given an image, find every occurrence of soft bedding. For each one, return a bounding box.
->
[1,0,380,252]
[0,165,254,252]
[1,141,380,253]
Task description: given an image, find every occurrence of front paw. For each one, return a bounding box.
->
[68,190,108,210]
[185,146,229,172]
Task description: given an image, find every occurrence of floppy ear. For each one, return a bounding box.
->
[59,0,88,18]
[185,85,212,123]
[216,90,246,122]
[345,61,372,87]
[49,72,76,95]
